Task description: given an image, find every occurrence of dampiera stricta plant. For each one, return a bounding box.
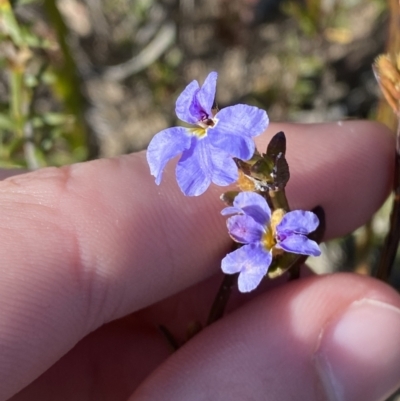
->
[146,71,322,333]
[146,72,269,196]
[221,192,320,292]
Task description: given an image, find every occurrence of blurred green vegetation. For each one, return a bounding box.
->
[0,0,389,167]
[0,0,90,168]
[0,0,398,284]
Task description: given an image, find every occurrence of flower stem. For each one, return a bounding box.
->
[268,188,290,211]
[158,325,180,351]
[207,270,237,326]
[376,123,400,281]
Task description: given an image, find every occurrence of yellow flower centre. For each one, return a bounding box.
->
[190,116,217,138]
[262,228,275,251]
[190,127,208,138]
[261,208,287,252]
[270,208,286,233]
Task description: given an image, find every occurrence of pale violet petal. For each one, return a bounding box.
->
[196,72,217,118]
[221,243,272,293]
[221,247,244,274]
[176,137,212,196]
[233,192,271,225]
[227,215,264,244]
[208,104,269,160]
[209,145,238,186]
[175,80,200,124]
[221,206,243,216]
[146,127,191,185]
[208,125,255,161]
[277,235,321,256]
[277,210,319,235]
[221,192,271,224]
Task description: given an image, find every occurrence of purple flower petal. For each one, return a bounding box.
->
[208,129,255,161]
[227,214,264,244]
[221,206,243,216]
[232,192,271,225]
[221,243,272,293]
[195,71,217,118]
[277,210,319,235]
[208,104,269,160]
[175,72,218,125]
[221,192,271,225]
[209,145,238,186]
[277,235,321,256]
[176,137,212,196]
[149,73,271,197]
[146,127,192,185]
[175,80,200,124]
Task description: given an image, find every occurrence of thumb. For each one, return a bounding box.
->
[131,273,400,401]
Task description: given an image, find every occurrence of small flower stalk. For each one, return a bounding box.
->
[373,53,400,282]
[147,72,323,325]
[373,54,400,118]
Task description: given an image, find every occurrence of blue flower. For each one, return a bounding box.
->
[146,72,269,196]
[221,192,321,292]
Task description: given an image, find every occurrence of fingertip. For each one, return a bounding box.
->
[130,273,400,401]
[315,297,400,401]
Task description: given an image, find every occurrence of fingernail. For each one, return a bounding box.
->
[315,299,400,401]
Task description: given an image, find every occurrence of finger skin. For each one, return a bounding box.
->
[9,318,172,401]
[6,269,304,401]
[269,122,394,236]
[130,274,400,401]
[0,121,393,399]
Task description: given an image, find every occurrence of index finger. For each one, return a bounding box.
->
[0,121,393,399]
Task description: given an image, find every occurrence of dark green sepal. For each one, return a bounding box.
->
[263,131,290,190]
[220,191,240,206]
[236,131,290,193]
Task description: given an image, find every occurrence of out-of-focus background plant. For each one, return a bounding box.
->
[1,0,400,397]
[0,0,389,164]
[0,0,394,261]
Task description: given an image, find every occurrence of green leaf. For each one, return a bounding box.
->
[264,131,290,189]
[14,0,41,5]
[220,191,240,206]
[0,113,16,130]
[42,112,74,126]
[0,0,24,46]
[266,131,286,159]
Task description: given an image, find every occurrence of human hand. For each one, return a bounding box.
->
[1,121,400,401]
